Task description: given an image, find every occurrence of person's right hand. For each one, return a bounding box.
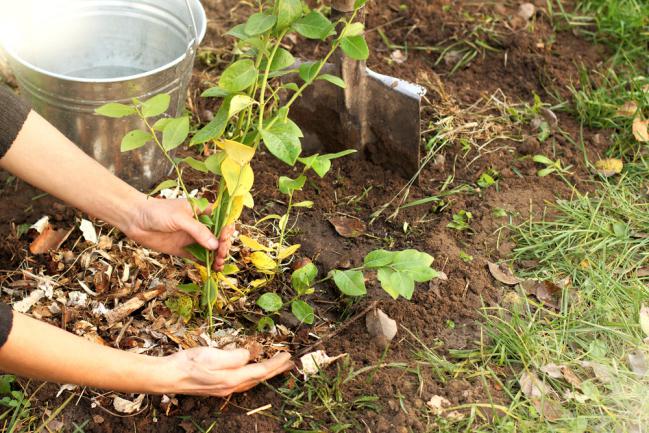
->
[159,347,293,397]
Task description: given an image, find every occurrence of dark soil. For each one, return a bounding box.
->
[0,0,612,432]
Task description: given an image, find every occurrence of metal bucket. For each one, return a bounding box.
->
[0,0,207,190]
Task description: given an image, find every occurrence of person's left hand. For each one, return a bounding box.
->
[123,197,233,270]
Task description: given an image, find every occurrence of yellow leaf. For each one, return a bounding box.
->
[594,158,623,177]
[240,235,272,252]
[580,259,590,269]
[633,117,649,142]
[250,279,268,289]
[278,244,301,260]
[616,101,638,117]
[221,263,240,275]
[195,263,208,282]
[250,251,277,271]
[224,195,244,226]
[221,159,254,197]
[216,139,255,166]
[242,191,255,208]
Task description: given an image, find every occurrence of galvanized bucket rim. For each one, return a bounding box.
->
[3,0,207,84]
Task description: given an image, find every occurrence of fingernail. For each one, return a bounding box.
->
[207,238,219,250]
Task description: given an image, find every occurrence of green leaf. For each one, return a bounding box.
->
[149,179,177,196]
[292,11,334,40]
[257,293,283,313]
[261,120,303,166]
[257,316,275,332]
[205,152,226,175]
[299,61,321,82]
[189,197,210,213]
[120,130,153,152]
[390,250,437,282]
[141,94,171,117]
[180,156,208,173]
[317,74,346,88]
[162,116,190,151]
[377,268,400,299]
[332,270,366,297]
[276,0,303,30]
[293,200,314,208]
[321,149,357,160]
[268,48,296,72]
[292,262,318,294]
[95,103,136,118]
[390,271,415,300]
[201,87,230,98]
[165,295,193,323]
[202,278,218,308]
[538,167,555,177]
[344,22,365,37]
[153,118,173,131]
[278,175,307,195]
[228,95,255,118]
[354,0,367,8]
[245,12,277,36]
[185,243,208,263]
[191,99,230,144]
[219,59,258,92]
[291,300,315,325]
[364,250,396,268]
[226,23,250,39]
[533,155,554,166]
[178,283,200,293]
[311,157,332,177]
[340,35,369,60]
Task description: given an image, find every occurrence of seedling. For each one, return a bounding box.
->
[532,154,572,177]
[448,210,473,231]
[97,0,439,331]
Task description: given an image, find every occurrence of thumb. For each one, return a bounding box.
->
[176,214,220,251]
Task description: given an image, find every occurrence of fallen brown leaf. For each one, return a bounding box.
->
[488,262,522,286]
[328,216,366,238]
[633,117,649,142]
[628,351,648,377]
[616,101,638,117]
[522,280,561,309]
[29,224,73,254]
[105,287,166,325]
[595,158,623,177]
[366,308,398,342]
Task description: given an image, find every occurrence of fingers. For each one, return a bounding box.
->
[214,225,235,271]
[220,353,294,389]
[176,213,220,251]
[191,347,251,370]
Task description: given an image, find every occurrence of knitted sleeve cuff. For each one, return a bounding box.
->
[0,85,31,159]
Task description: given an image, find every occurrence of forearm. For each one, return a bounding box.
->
[0,312,167,393]
[0,110,146,232]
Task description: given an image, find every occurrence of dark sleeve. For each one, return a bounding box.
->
[0,85,31,159]
[0,303,13,349]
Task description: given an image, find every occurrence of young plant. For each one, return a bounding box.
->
[447,210,473,231]
[532,154,572,177]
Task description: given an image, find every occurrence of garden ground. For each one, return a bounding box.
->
[1,0,648,432]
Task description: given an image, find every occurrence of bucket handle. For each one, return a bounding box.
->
[183,0,200,52]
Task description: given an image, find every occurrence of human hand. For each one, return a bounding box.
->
[123,197,234,270]
[160,347,293,397]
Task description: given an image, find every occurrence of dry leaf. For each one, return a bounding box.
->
[29,225,73,254]
[580,361,612,383]
[79,219,98,244]
[299,351,347,379]
[365,308,398,342]
[390,50,406,64]
[488,262,522,285]
[640,305,649,338]
[628,351,648,377]
[426,395,451,415]
[519,371,553,399]
[595,158,623,177]
[518,3,536,20]
[13,289,45,313]
[560,366,582,389]
[328,216,366,238]
[113,394,145,414]
[540,363,563,379]
[616,101,638,117]
[531,397,565,421]
[30,216,50,233]
[633,117,649,142]
[522,280,561,309]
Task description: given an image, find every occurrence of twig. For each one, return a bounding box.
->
[296,301,378,357]
[246,403,272,416]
